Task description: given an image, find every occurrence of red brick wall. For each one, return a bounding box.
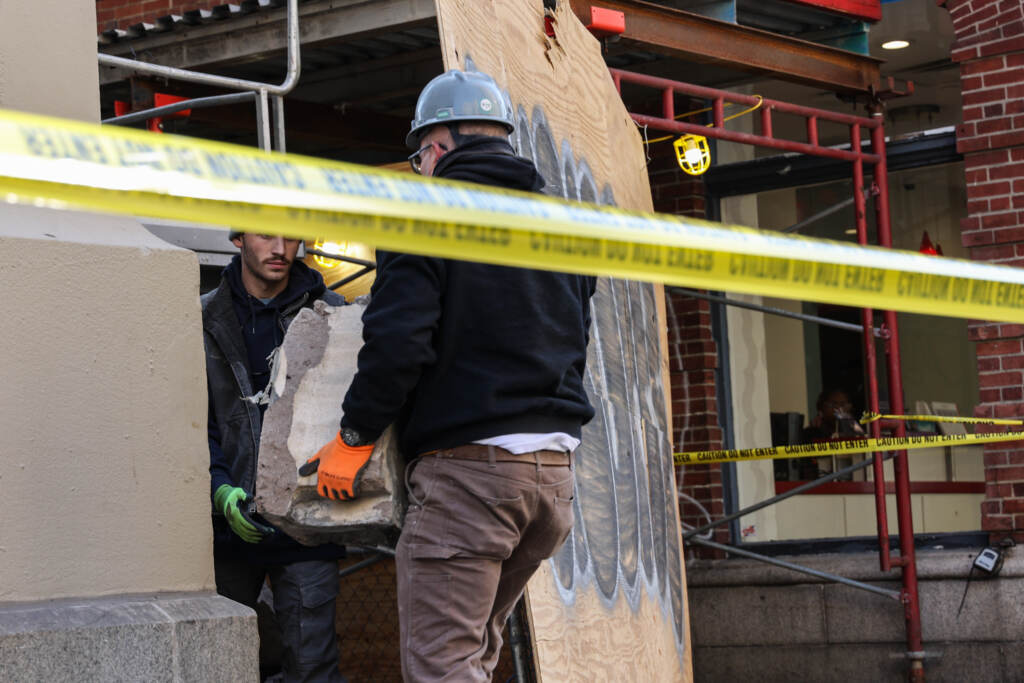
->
[648,141,728,551]
[949,0,1024,543]
[96,0,224,34]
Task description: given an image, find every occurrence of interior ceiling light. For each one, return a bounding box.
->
[882,40,910,50]
[673,134,711,176]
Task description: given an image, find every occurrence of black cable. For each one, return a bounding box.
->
[956,563,976,618]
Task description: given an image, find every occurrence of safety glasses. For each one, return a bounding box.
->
[407,141,449,174]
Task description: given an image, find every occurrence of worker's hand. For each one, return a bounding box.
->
[213,484,274,544]
[298,431,375,501]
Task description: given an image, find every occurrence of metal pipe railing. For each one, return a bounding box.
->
[849,126,893,574]
[97,0,300,97]
[782,185,879,235]
[611,68,882,163]
[103,91,257,126]
[683,453,893,539]
[611,68,881,128]
[337,552,386,580]
[870,104,925,680]
[97,0,300,151]
[687,537,903,602]
[668,286,881,336]
[305,248,376,269]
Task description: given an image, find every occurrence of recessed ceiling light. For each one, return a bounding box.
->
[882,40,910,50]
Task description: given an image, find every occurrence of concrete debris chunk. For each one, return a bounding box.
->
[254,299,404,546]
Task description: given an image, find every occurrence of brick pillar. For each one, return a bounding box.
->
[949,0,1024,543]
[648,139,728,552]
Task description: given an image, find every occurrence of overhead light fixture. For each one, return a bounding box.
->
[882,40,910,50]
[673,134,711,176]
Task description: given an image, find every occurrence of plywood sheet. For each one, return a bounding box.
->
[434,1,690,680]
[435,0,652,213]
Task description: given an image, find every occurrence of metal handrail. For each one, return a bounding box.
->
[97,0,300,150]
[97,0,300,96]
[103,92,257,126]
[687,537,903,602]
[668,286,882,337]
[683,453,894,540]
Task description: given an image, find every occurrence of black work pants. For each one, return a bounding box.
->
[215,556,344,683]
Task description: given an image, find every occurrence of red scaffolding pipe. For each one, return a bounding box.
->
[611,68,924,680]
[870,105,924,680]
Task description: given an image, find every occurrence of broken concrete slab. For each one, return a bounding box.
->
[255,299,405,547]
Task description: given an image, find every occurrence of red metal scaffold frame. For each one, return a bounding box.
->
[610,68,924,680]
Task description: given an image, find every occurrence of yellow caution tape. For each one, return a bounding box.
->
[859,412,1023,426]
[4,108,1024,321]
[674,430,1024,466]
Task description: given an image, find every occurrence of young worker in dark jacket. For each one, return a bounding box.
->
[203,232,346,682]
[300,70,597,682]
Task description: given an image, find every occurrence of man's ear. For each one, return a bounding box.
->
[231,234,244,250]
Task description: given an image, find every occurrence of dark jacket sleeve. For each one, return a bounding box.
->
[208,388,233,502]
[340,251,444,439]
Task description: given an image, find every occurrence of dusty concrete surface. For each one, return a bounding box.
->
[255,301,405,546]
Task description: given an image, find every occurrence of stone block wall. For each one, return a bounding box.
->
[687,549,1024,681]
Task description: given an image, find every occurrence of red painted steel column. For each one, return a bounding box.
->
[871,108,924,681]
[851,122,891,571]
[662,87,675,120]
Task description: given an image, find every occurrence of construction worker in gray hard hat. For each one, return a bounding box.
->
[300,69,596,681]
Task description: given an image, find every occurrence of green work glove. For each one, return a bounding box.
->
[213,484,274,544]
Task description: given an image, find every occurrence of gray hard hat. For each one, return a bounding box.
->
[406,70,515,149]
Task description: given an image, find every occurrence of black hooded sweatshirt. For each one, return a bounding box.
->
[206,256,346,563]
[341,138,597,456]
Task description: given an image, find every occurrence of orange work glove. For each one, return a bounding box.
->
[298,431,375,501]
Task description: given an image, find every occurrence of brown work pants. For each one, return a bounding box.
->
[396,450,575,682]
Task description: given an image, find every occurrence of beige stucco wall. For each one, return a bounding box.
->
[763,297,808,415]
[0,1,213,601]
[0,206,215,601]
[0,0,100,121]
[719,97,778,542]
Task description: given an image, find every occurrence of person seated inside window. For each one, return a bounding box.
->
[802,387,866,442]
[796,387,867,480]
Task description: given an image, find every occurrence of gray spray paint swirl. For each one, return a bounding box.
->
[508,100,687,661]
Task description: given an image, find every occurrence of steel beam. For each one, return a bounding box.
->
[567,0,881,94]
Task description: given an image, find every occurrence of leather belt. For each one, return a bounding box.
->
[423,444,573,467]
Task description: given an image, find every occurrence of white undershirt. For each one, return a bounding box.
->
[473,432,580,454]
